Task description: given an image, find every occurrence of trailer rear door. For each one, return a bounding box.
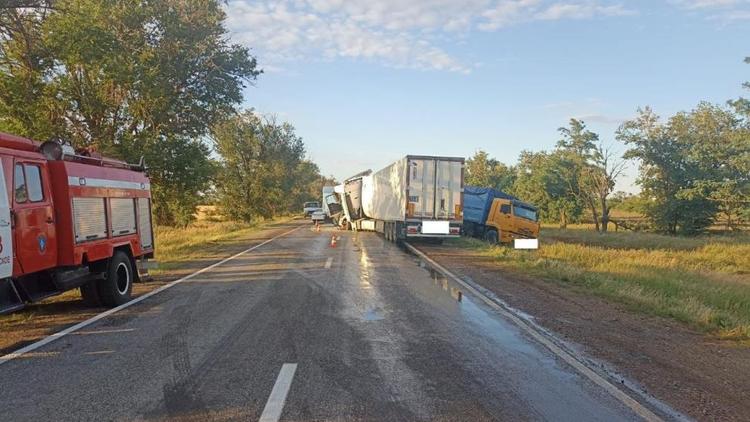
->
[406,158,435,218]
[407,158,462,220]
[436,160,462,219]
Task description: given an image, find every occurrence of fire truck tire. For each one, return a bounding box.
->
[80,281,102,307]
[99,251,134,307]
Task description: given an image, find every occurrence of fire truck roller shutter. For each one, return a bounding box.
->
[110,198,136,237]
[138,198,153,249]
[73,198,107,242]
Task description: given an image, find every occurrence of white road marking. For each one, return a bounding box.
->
[259,363,298,422]
[83,350,115,356]
[74,328,136,335]
[324,257,333,269]
[404,242,665,422]
[0,225,303,366]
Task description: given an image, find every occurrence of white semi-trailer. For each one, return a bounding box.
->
[352,155,464,242]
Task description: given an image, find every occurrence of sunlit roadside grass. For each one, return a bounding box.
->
[448,228,750,342]
[152,217,293,273]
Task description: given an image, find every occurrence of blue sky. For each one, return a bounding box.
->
[224,0,750,193]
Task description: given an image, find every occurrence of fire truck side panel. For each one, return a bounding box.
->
[48,161,153,268]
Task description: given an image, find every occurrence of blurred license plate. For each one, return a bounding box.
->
[514,239,539,249]
[422,221,449,234]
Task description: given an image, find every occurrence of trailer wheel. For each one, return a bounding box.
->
[484,229,499,244]
[80,280,102,307]
[98,251,134,307]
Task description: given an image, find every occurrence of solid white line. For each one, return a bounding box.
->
[324,257,333,269]
[0,225,303,366]
[259,363,298,422]
[403,242,664,422]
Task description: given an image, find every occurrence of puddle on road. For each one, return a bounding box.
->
[364,308,385,321]
[411,255,539,355]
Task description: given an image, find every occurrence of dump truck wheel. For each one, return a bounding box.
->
[80,280,102,307]
[98,251,134,307]
[484,229,499,244]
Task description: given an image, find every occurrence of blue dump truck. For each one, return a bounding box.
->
[462,186,540,244]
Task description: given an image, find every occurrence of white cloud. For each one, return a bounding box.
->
[669,0,750,20]
[535,3,635,20]
[225,1,635,73]
[670,0,747,9]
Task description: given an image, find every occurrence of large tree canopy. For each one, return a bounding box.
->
[0,0,260,225]
[618,104,749,234]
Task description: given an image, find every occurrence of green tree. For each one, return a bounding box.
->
[465,150,515,191]
[618,105,747,234]
[213,112,310,222]
[513,150,583,227]
[0,0,260,225]
[556,119,603,230]
[288,161,337,214]
[728,56,750,227]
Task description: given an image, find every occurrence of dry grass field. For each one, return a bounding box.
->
[450,227,750,342]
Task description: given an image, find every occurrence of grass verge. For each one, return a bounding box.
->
[447,228,750,342]
[152,217,292,273]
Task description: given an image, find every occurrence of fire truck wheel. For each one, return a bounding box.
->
[99,251,134,307]
[80,281,102,307]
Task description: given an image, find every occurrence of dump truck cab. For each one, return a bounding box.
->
[486,198,540,243]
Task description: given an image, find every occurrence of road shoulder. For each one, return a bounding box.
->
[415,242,750,422]
[0,219,305,356]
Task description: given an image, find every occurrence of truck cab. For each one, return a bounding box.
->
[303,201,321,218]
[486,198,540,243]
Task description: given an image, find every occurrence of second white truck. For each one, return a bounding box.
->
[344,155,464,242]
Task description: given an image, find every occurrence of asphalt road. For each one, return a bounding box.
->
[0,221,645,421]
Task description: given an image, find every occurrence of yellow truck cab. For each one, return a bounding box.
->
[486,198,540,243]
[462,186,539,244]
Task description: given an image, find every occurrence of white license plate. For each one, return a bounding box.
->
[514,239,539,249]
[422,220,449,234]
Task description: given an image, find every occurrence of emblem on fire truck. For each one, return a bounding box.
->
[38,234,46,253]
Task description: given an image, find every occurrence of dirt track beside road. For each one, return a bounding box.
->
[416,243,750,422]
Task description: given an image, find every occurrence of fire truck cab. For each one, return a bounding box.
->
[0,132,155,313]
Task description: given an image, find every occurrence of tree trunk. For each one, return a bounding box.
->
[600,197,609,233]
[560,209,567,229]
[590,202,600,232]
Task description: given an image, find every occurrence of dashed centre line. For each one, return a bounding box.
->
[259,363,298,422]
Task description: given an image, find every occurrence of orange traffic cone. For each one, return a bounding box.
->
[330,234,337,248]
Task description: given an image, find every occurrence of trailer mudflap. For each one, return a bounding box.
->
[0,279,24,314]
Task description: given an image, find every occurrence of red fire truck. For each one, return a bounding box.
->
[0,132,155,313]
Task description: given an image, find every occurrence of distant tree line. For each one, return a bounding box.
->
[0,0,326,226]
[467,58,750,234]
